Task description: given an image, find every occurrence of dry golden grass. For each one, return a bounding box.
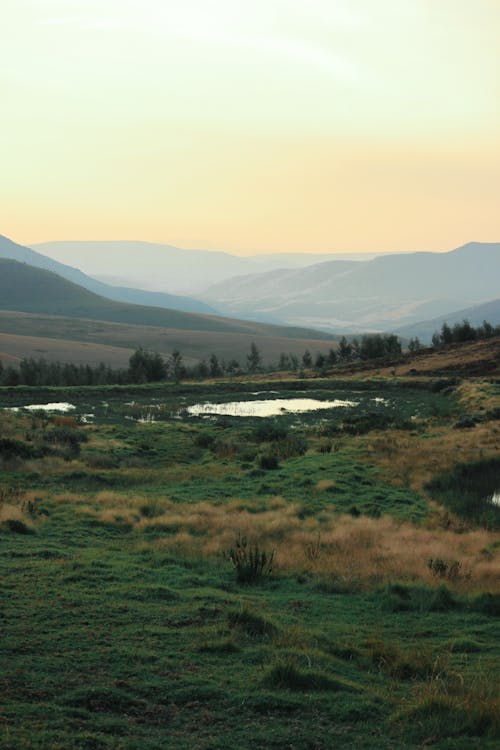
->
[456,380,499,412]
[374,338,500,378]
[315,479,336,491]
[73,490,500,592]
[362,420,500,492]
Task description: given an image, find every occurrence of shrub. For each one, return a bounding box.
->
[254,422,289,442]
[226,533,275,584]
[2,518,35,534]
[0,438,36,459]
[194,431,215,449]
[259,453,279,470]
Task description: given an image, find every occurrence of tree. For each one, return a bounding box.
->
[314,352,326,370]
[408,337,422,353]
[129,348,167,382]
[209,353,222,377]
[440,322,453,345]
[327,348,337,365]
[168,349,184,383]
[337,336,352,363]
[226,359,241,376]
[247,342,262,372]
[278,353,291,371]
[302,350,312,368]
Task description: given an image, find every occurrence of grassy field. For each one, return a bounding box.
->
[0,310,337,367]
[1,375,499,749]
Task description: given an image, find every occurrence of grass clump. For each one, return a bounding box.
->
[226,533,275,584]
[227,607,278,639]
[61,686,146,715]
[366,637,446,680]
[381,583,458,613]
[393,671,500,741]
[263,657,353,692]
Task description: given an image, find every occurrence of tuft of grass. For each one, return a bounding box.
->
[61,686,146,715]
[381,583,458,613]
[365,637,446,680]
[393,670,500,741]
[226,533,275,585]
[262,657,355,692]
[227,607,278,639]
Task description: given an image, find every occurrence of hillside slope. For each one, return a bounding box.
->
[0,258,335,340]
[0,234,216,315]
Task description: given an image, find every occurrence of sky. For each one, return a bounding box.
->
[1,0,499,254]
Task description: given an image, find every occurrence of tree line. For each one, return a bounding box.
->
[0,321,497,387]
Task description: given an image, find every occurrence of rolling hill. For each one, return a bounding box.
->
[0,258,337,339]
[200,242,500,333]
[0,260,339,365]
[0,234,216,315]
[32,240,373,294]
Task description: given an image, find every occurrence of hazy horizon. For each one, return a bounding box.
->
[2,1,499,253]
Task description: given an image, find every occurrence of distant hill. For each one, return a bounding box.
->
[0,234,216,315]
[0,258,335,343]
[32,240,372,294]
[395,298,500,343]
[200,242,500,332]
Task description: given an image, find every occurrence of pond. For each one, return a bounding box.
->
[186,397,358,418]
[0,384,445,426]
[7,402,76,413]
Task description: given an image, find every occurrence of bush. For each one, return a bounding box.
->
[254,422,289,442]
[0,438,36,459]
[226,533,275,584]
[194,431,215,449]
[259,453,279,470]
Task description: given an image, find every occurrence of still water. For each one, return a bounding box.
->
[186,397,357,418]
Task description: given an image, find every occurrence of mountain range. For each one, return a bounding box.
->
[199,242,500,334]
[1,232,499,366]
[32,240,374,294]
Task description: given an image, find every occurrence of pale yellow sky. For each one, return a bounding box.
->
[1,0,499,254]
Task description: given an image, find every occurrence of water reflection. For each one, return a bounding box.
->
[186,397,357,418]
[7,402,75,413]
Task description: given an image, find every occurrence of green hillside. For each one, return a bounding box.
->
[0,259,333,341]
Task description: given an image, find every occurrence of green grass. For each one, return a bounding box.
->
[0,380,499,749]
